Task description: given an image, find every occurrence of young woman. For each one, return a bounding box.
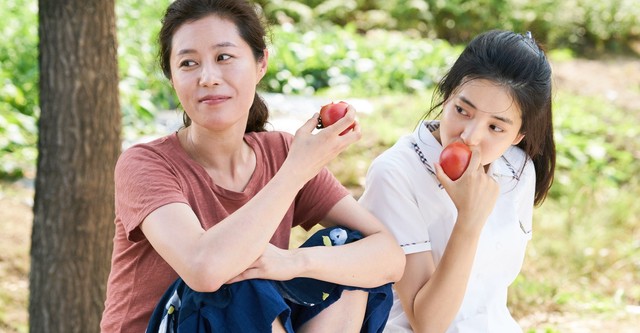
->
[359,30,556,333]
[100,0,404,332]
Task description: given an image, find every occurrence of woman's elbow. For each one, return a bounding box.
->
[387,246,406,282]
[374,234,406,283]
[181,259,228,292]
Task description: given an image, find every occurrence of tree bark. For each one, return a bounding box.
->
[30,0,120,331]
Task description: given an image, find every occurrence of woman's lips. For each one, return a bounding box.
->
[199,95,230,104]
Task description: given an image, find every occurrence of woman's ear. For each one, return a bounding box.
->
[257,48,269,80]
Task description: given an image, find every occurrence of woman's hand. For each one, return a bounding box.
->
[226,244,302,283]
[434,147,499,229]
[282,106,361,184]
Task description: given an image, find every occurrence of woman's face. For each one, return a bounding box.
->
[439,79,525,166]
[169,15,267,132]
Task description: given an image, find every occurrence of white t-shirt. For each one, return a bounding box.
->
[359,121,535,333]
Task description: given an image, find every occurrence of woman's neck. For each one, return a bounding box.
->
[178,127,256,191]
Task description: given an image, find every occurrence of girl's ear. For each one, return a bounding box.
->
[512,133,525,145]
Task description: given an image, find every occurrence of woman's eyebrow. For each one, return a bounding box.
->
[176,42,237,56]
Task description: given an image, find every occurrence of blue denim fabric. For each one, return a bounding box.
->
[146,227,393,333]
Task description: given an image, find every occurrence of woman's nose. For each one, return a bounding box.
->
[199,65,221,87]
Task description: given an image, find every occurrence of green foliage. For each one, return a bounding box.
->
[265,24,462,97]
[260,0,640,54]
[0,0,38,179]
[116,0,177,140]
[0,0,177,180]
[552,92,639,196]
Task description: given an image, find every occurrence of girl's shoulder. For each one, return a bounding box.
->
[494,145,535,184]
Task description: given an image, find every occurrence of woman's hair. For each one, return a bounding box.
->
[425,30,555,205]
[158,0,269,132]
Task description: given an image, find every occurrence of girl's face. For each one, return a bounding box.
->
[439,79,525,166]
[169,15,267,133]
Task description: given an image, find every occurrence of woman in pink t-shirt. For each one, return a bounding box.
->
[100,0,405,332]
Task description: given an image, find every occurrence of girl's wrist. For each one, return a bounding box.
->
[454,212,487,234]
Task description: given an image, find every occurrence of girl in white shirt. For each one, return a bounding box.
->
[359,30,556,333]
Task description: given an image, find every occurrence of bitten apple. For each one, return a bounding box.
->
[439,142,471,181]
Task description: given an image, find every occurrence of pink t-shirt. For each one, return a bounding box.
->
[100,131,349,332]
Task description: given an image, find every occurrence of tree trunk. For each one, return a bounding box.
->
[30,0,120,331]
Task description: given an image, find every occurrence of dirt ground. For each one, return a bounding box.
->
[551,57,640,113]
[0,57,639,332]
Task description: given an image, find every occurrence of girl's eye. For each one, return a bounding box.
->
[179,60,197,67]
[490,124,505,133]
[455,105,468,116]
[217,54,232,61]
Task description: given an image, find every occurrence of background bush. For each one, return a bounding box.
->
[0,1,38,179]
[256,0,640,54]
[2,0,639,180]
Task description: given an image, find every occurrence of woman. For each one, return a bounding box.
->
[359,30,556,333]
[100,0,404,332]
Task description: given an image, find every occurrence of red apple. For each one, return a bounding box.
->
[439,142,471,181]
[316,101,355,135]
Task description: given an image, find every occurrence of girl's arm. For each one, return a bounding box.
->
[141,111,360,292]
[397,149,500,333]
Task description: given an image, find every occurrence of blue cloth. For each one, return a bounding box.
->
[146,227,393,333]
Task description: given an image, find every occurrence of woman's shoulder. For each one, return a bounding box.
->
[247,130,293,148]
[118,133,178,165]
[247,130,293,145]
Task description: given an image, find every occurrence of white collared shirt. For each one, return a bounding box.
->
[359,121,535,333]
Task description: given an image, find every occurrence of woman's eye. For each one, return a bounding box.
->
[490,124,504,133]
[217,54,232,61]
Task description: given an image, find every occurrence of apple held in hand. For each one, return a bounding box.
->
[316,101,355,135]
[439,142,471,181]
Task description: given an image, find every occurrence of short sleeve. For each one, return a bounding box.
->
[114,146,189,242]
[293,167,350,231]
[359,153,431,254]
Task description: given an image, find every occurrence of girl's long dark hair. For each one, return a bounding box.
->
[425,30,555,205]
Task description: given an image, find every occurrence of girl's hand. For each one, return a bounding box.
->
[434,147,499,229]
[226,244,301,283]
[282,106,361,184]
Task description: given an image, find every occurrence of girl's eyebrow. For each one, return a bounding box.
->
[458,95,514,125]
